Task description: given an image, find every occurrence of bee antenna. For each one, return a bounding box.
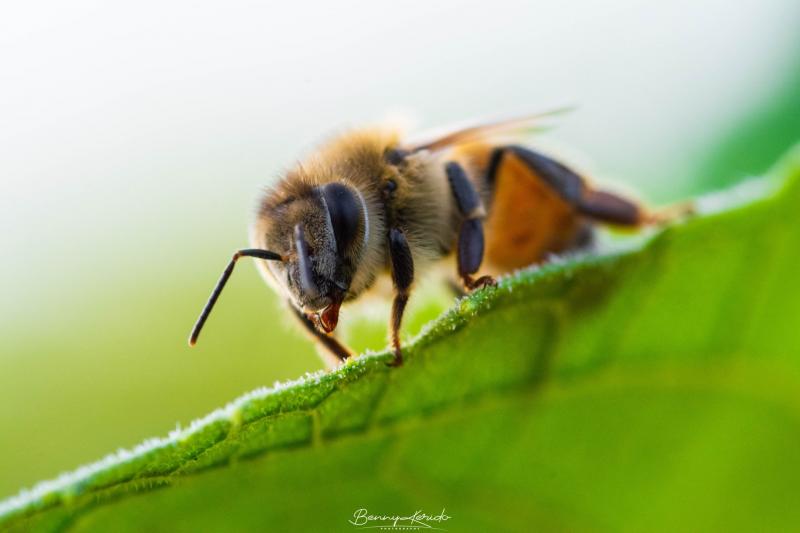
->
[189,249,283,346]
[294,223,320,298]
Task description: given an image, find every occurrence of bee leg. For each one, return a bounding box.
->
[576,189,644,226]
[290,305,353,370]
[641,200,696,225]
[488,145,693,228]
[388,227,414,367]
[446,161,497,291]
[577,190,695,227]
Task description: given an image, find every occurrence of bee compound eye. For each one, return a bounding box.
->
[321,183,362,255]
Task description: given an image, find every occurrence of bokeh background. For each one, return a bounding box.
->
[1,0,799,500]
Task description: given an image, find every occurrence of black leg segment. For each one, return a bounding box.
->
[457,218,485,278]
[389,227,414,292]
[577,189,642,226]
[446,161,483,218]
[446,161,496,291]
[387,227,414,366]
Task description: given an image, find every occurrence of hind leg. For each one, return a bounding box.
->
[577,189,643,226]
[487,145,692,229]
[578,189,694,227]
[387,227,415,367]
[445,161,497,291]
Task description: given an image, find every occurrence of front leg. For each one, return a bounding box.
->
[388,227,414,367]
[290,304,353,370]
[446,161,497,291]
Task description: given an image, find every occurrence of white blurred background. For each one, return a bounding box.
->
[2,0,798,323]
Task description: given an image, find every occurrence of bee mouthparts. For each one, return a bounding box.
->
[319,300,342,333]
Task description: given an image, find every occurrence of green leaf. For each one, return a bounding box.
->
[2,145,800,532]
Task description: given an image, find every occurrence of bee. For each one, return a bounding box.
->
[189,112,685,368]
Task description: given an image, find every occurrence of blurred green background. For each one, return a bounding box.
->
[1,0,799,500]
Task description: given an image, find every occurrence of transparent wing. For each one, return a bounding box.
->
[407,106,575,153]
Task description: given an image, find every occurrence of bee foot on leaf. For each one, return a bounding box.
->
[387,349,404,367]
[465,275,497,292]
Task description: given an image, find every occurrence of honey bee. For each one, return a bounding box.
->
[189,113,684,368]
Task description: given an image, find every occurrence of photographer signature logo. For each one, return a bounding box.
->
[348,508,451,530]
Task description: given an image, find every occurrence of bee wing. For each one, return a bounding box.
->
[408,107,574,153]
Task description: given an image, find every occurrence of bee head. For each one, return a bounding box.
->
[188,181,368,347]
[257,182,367,333]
